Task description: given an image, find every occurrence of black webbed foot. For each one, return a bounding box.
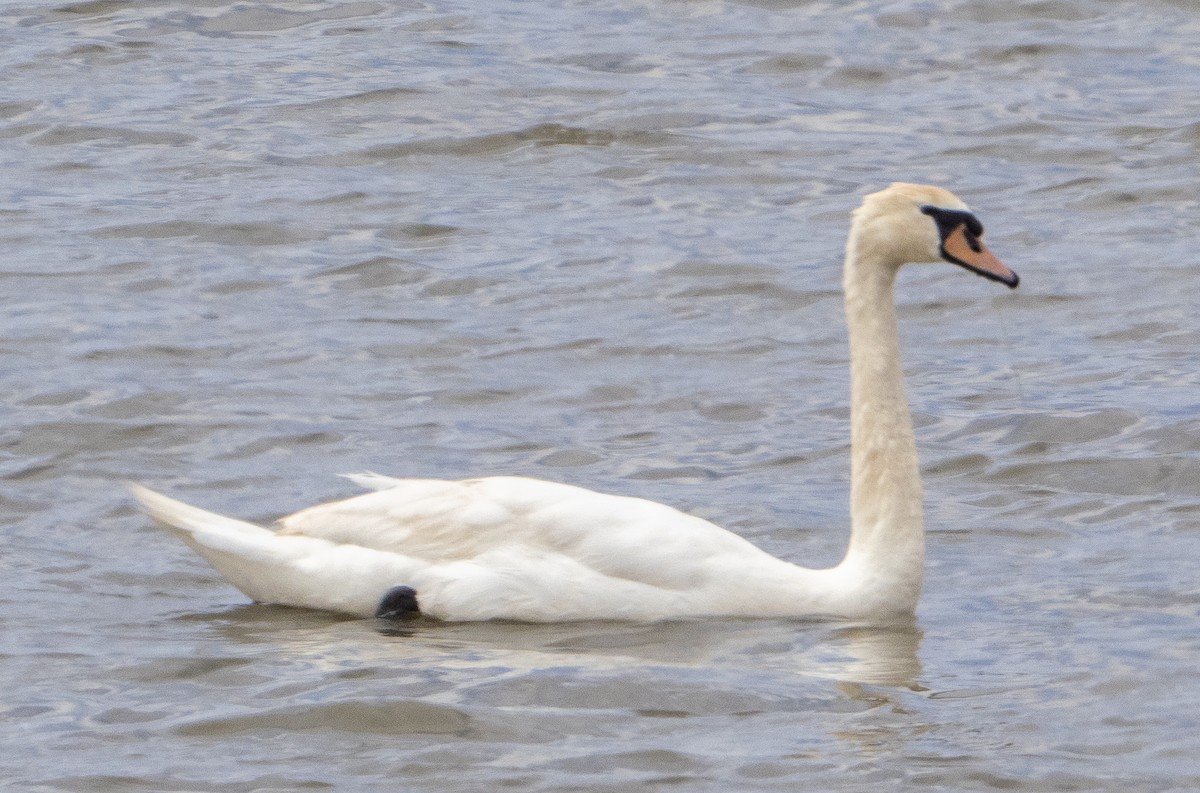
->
[375,585,421,620]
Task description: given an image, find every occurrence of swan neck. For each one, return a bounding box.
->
[840,241,924,608]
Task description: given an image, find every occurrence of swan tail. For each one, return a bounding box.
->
[130,484,316,604]
[130,484,280,560]
[131,484,417,618]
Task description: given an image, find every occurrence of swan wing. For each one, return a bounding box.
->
[277,475,775,591]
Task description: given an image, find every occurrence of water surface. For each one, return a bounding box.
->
[4,0,1200,790]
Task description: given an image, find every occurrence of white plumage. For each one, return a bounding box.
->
[133,183,1018,623]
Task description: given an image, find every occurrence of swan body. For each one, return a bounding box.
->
[133,183,1018,623]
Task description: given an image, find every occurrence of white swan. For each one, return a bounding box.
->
[133,183,1018,623]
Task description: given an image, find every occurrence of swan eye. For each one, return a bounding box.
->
[921,205,984,246]
[962,228,983,253]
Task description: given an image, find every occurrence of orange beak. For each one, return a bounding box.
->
[942,225,1019,288]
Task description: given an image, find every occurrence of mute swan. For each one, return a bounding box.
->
[133,183,1018,623]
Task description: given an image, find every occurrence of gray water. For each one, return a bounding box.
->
[4,0,1200,790]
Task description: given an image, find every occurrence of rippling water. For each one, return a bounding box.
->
[5,0,1200,790]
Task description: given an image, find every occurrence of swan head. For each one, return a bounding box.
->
[851,183,1019,288]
